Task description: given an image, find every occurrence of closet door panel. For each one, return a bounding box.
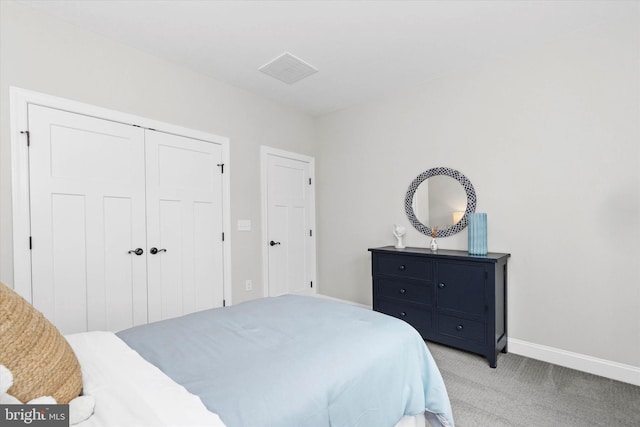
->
[158,199,184,320]
[103,196,144,331]
[194,201,219,311]
[146,130,224,322]
[50,194,87,333]
[28,105,147,334]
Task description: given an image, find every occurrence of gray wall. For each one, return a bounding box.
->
[0,0,315,304]
[315,13,640,368]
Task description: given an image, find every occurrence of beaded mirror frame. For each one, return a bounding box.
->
[404,167,477,238]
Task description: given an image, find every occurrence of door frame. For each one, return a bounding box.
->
[10,87,233,305]
[260,146,317,297]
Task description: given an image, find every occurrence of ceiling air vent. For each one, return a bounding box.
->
[259,52,318,85]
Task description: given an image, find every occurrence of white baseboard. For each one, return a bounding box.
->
[509,338,640,386]
[314,294,640,386]
[314,293,372,309]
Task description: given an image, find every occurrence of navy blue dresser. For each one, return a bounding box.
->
[369,246,510,367]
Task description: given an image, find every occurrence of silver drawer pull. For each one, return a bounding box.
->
[399,289,406,294]
[456,324,464,331]
[438,283,446,289]
[398,265,406,271]
[400,312,407,317]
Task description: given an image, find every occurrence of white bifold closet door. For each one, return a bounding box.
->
[145,130,224,323]
[28,104,224,334]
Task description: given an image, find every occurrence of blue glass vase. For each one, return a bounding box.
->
[468,213,487,255]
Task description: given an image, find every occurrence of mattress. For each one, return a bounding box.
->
[67,295,454,426]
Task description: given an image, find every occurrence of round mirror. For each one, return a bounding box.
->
[405,167,476,238]
[412,175,468,227]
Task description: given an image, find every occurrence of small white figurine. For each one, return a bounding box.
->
[393,224,406,249]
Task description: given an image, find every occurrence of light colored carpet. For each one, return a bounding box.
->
[425,341,640,427]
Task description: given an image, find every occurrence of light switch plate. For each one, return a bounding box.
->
[237,219,252,231]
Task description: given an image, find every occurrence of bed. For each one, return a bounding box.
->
[66,295,454,427]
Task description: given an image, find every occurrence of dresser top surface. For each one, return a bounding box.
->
[369,246,510,262]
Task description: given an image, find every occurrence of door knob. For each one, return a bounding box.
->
[128,248,144,256]
[150,247,167,255]
[269,240,281,246]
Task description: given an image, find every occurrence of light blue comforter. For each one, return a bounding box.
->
[117,295,454,427]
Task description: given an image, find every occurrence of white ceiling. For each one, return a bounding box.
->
[18,0,634,116]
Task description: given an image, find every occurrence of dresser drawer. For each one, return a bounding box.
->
[375,254,433,281]
[437,314,485,343]
[374,277,433,305]
[375,298,432,337]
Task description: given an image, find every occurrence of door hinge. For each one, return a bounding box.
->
[309,230,313,237]
[310,281,313,288]
[29,236,32,250]
[223,299,226,307]
[21,130,30,146]
[222,232,225,241]
[217,163,224,174]
[309,178,312,185]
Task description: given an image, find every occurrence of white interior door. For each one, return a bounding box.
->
[264,149,315,297]
[28,105,147,334]
[145,130,225,322]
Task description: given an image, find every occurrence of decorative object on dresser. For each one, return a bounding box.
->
[468,213,488,256]
[430,226,439,252]
[369,246,510,368]
[392,224,406,249]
